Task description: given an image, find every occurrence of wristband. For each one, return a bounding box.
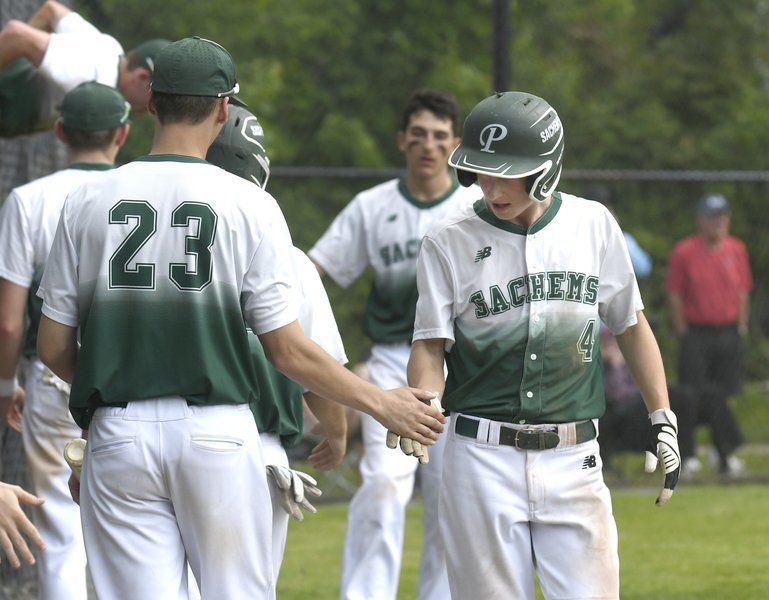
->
[649,407,677,428]
[0,376,18,397]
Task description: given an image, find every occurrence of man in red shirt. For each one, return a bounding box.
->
[667,193,752,478]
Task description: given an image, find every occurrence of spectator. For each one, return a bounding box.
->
[598,325,696,470]
[666,193,752,478]
[0,0,168,136]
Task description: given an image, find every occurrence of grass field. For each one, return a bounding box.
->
[278,484,769,599]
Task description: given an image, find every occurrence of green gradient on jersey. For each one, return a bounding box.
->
[364,267,419,343]
[247,331,303,448]
[444,311,605,423]
[70,279,260,428]
[363,178,461,343]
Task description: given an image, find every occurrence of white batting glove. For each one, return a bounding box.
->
[644,408,681,506]
[266,465,322,521]
[386,393,442,465]
[63,438,87,479]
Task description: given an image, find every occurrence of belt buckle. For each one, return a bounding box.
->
[514,427,559,450]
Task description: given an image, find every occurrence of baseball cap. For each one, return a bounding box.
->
[151,37,242,101]
[697,193,730,217]
[128,38,171,72]
[58,82,131,131]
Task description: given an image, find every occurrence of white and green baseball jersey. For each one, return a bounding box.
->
[38,154,300,428]
[309,178,479,343]
[249,247,347,449]
[0,164,113,355]
[413,192,643,423]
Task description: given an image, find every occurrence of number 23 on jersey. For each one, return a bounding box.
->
[109,199,218,292]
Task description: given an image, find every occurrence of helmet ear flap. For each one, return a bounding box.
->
[456,169,477,187]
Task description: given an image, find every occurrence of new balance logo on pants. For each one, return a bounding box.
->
[582,455,597,469]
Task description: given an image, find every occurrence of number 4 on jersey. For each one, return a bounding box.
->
[577,318,597,362]
[109,199,218,292]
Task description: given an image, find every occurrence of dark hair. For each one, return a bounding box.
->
[60,125,119,151]
[124,50,146,72]
[151,92,219,125]
[399,88,461,136]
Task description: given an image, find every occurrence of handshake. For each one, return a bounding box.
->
[386,393,442,464]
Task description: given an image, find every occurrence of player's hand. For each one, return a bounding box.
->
[644,408,681,506]
[0,482,45,568]
[266,465,322,521]
[308,433,346,471]
[377,388,445,446]
[386,393,442,464]
[68,474,80,506]
[0,388,25,433]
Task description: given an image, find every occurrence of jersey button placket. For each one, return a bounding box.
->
[519,234,546,419]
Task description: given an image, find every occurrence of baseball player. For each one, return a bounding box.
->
[0,0,168,136]
[407,91,681,599]
[0,481,46,569]
[206,105,349,579]
[0,81,130,600]
[35,37,443,599]
[309,88,476,600]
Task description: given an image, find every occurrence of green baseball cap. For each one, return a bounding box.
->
[151,36,241,100]
[59,81,131,131]
[129,38,171,72]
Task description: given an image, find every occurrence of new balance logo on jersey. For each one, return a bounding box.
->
[582,455,597,469]
[475,246,492,262]
[387,214,398,222]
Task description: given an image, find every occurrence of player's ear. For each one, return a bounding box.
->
[217,98,229,124]
[53,119,67,144]
[113,123,131,148]
[451,136,461,151]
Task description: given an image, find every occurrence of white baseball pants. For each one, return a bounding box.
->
[80,399,274,600]
[340,343,450,600]
[21,358,87,600]
[440,414,619,600]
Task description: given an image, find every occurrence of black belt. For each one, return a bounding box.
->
[454,415,596,450]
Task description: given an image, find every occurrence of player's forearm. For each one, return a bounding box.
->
[304,391,347,439]
[28,0,71,32]
[616,311,669,412]
[0,280,28,380]
[36,315,77,384]
[260,322,387,419]
[0,323,24,381]
[407,339,446,398]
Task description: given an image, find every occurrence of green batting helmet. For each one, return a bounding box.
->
[207,105,270,188]
[449,91,564,202]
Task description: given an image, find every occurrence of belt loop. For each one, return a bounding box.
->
[487,420,501,446]
[557,422,577,447]
[475,418,491,445]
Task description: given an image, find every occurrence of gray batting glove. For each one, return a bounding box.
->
[63,438,87,480]
[266,465,322,521]
[644,408,681,506]
[386,393,442,465]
